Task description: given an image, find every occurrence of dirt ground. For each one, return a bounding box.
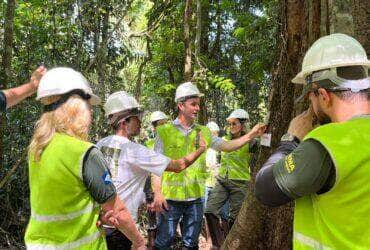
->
[199,234,212,250]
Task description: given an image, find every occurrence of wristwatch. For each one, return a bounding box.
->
[281,133,300,144]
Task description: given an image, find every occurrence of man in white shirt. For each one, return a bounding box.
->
[97,91,207,250]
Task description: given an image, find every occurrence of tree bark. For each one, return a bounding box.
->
[135,39,152,102]
[200,0,210,55]
[222,0,308,248]
[195,0,201,59]
[351,0,370,56]
[311,0,321,43]
[325,0,330,34]
[0,0,16,167]
[211,0,222,67]
[183,0,192,81]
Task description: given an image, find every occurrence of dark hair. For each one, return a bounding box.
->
[152,120,159,128]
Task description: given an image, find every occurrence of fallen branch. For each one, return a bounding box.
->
[0,151,26,189]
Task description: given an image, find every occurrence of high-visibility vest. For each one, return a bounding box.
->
[145,138,155,150]
[25,133,107,250]
[293,116,370,249]
[218,136,251,180]
[157,123,212,200]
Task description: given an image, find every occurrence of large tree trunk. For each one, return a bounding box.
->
[351,0,370,56]
[183,0,192,81]
[0,0,16,167]
[222,1,308,248]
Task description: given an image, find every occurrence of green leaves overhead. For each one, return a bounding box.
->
[207,72,235,92]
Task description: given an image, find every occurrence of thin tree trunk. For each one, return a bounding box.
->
[200,0,210,55]
[195,0,201,58]
[136,39,152,102]
[222,0,307,248]
[311,0,321,43]
[184,0,192,81]
[0,0,16,167]
[351,0,370,56]
[325,0,330,34]
[167,66,176,114]
[211,0,222,65]
[194,0,207,124]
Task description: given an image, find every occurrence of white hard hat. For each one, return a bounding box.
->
[292,33,370,84]
[175,82,204,102]
[150,111,168,123]
[37,67,101,105]
[206,121,220,132]
[104,91,141,117]
[227,109,249,121]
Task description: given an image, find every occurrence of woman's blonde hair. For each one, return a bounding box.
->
[29,95,92,161]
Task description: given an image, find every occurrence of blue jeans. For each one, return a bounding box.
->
[155,198,203,249]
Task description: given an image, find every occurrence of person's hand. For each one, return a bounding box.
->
[198,133,207,153]
[96,210,118,228]
[287,106,314,141]
[148,191,168,213]
[131,237,147,250]
[29,66,47,90]
[249,123,267,138]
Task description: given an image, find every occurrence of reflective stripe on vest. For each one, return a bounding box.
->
[25,133,106,249]
[294,232,331,250]
[26,231,102,250]
[157,123,212,200]
[31,203,99,222]
[162,178,205,187]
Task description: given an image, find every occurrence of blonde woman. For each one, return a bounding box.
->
[25,67,145,250]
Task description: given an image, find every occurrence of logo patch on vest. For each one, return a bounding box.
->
[285,154,296,173]
[102,171,113,185]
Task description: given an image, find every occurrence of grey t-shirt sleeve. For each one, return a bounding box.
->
[272,139,335,199]
[210,135,225,151]
[0,91,7,111]
[82,147,117,204]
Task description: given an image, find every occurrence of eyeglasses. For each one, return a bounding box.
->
[228,122,240,127]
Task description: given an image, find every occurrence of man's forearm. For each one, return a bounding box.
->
[261,141,299,170]
[3,82,36,108]
[166,147,205,172]
[255,141,299,206]
[102,195,144,247]
[115,206,144,246]
[219,133,255,152]
[152,175,162,194]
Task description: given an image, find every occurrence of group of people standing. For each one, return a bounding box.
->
[1,33,369,250]
[22,67,265,250]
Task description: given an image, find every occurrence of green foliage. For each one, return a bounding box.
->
[0,0,279,247]
[207,72,235,92]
